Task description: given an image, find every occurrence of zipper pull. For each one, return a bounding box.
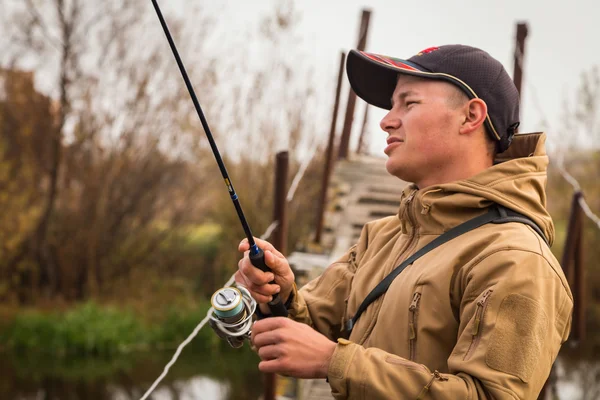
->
[433,370,449,382]
[409,292,421,311]
[472,289,493,335]
[417,370,448,399]
[477,289,493,307]
[406,190,416,204]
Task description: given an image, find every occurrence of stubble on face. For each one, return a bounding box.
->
[382,75,465,187]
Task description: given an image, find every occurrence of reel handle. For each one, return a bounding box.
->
[249,246,288,317]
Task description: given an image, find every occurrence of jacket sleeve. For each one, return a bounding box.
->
[325,250,573,399]
[287,245,359,341]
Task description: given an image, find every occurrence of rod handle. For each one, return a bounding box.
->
[249,247,288,317]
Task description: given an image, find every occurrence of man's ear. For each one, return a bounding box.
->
[459,98,487,135]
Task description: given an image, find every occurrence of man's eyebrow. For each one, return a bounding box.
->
[390,90,418,107]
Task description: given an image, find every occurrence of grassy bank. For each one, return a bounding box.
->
[0,301,223,357]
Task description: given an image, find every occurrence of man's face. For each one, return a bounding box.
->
[380,75,465,187]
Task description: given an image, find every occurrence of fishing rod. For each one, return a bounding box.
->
[150,0,288,327]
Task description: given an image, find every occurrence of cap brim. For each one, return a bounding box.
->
[347,50,432,110]
[346,50,501,141]
[347,50,480,108]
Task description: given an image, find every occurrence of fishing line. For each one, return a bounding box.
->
[138,140,319,399]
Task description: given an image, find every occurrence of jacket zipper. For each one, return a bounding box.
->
[416,370,449,400]
[398,191,421,362]
[391,189,419,269]
[409,291,422,361]
[464,289,493,361]
[404,189,417,228]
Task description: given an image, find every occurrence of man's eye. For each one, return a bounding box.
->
[406,101,417,107]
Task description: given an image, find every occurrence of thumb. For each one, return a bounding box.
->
[238,238,250,252]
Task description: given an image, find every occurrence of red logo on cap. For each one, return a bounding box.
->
[417,46,439,56]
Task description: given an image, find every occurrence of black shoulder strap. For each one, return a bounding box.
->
[343,204,546,335]
[492,206,549,246]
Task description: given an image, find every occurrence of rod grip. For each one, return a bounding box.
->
[249,247,288,317]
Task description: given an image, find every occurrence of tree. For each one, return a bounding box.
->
[0,0,220,301]
[0,68,54,301]
[0,0,327,303]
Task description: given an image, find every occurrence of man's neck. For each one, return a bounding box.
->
[416,158,493,189]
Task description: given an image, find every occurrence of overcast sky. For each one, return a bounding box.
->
[168,0,599,155]
[5,0,596,156]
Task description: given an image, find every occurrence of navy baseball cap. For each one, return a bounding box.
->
[346,45,520,153]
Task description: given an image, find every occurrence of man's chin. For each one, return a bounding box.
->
[385,160,412,182]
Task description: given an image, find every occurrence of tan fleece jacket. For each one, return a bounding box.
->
[287,132,573,399]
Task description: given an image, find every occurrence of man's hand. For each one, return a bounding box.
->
[251,317,336,379]
[235,237,295,307]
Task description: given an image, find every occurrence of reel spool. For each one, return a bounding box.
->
[209,286,256,348]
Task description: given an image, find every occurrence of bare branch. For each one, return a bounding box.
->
[24,0,63,50]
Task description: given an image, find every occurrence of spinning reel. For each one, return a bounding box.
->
[209,286,257,348]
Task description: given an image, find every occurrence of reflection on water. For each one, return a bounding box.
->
[554,357,600,400]
[3,344,598,400]
[0,345,263,400]
[116,377,229,400]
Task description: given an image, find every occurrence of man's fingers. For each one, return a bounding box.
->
[237,238,292,306]
[238,237,284,259]
[247,282,280,298]
[252,330,283,349]
[257,344,281,361]
[250,292,274,304]
[251,317,288,340]
[238,238,291,280]
[234,271,247,288]
[258,359,287,375]
[238,239,250,252]
[255,238,285,258]
[239,258,275,285]
[235,271,271,299]
[263,250,289,277]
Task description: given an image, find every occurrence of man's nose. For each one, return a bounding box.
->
[380,111,401,132]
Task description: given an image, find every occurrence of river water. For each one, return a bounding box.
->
[0,346,264,400]
[1,347,596,400]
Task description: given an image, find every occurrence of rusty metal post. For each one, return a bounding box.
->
[574,200,586,343]
[264,151,289,400]
[561,191,585,342]
[540,191,586,400]
[538,194,585,400]
[338,9,371,160]
[513,22,528,99]
[314,52,346,244]
[272,151,289,255]
[561,196,577,288]
[356,104,370,155]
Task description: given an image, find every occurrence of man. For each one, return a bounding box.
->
[236,45,573,399]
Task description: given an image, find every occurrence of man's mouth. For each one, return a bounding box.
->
[384,137,404,155]
[386,137,404,145]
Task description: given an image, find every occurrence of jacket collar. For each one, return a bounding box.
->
[396,133,555,245]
